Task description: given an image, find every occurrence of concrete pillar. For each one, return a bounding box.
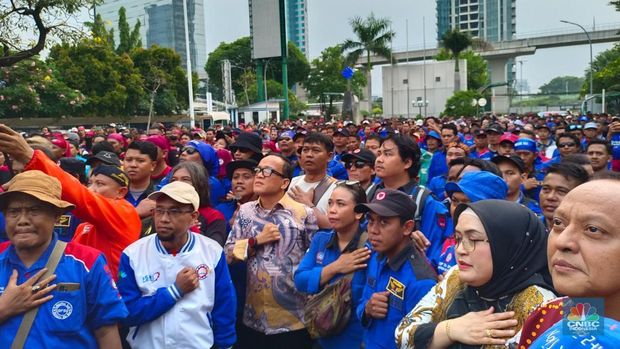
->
[487,57,511,114]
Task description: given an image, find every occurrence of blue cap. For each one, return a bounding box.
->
[578,115,589,122]
[277,130,295,141]
[427,130,441,140]
[445,171,508,202]
[514,138,537,153]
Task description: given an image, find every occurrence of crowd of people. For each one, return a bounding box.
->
[0,112,619,349]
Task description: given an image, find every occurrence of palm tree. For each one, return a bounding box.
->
[342,13,396,114]
[441,28,472,91]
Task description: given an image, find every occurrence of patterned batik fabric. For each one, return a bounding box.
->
[226,194,318,335]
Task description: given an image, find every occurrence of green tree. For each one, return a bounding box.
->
[611,0,620,11]
[205,37,309,101]
[441,28,472,91]
[342,13,396,111]
[0,58,85,118]
[436,49,489,90]
[49,39,144,117]
[85,14,115,49]
[304,45,367,101]
[582,43,620,95]
[205,37,253,100]
[0,0,99,67]
[539,76,585,94]
[442,90,481,117]
[241,78,306,114]
[268,42,310,88]
[116,7,142,55]
[131,45,189,120]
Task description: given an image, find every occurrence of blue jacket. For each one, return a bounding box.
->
[427,151,447,182]
[371,181,450,269]
[427,175,448,201]
[523,159,547,202]
[328,159,349,180]
[0,213,6,242]
[295,230,367,348]
[0,236,128,348]
[356,245,437,349]
[53,212,81,242]
[519,193,544,219]
[470,149,494,160]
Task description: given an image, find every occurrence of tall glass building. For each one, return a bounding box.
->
[248,0,309,57]
[436,0,516,43]
[98,0,207,78]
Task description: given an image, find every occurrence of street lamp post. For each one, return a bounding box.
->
[182,0,195,128]
[561,20,593,111]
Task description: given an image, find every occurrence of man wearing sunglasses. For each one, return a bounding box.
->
[226,154,318,349]
[342,148,377,195]
[556,133,581,160]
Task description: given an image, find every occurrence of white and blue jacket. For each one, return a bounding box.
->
[117,231,236,349]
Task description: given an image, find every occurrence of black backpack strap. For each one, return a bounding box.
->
[410,185,431,230]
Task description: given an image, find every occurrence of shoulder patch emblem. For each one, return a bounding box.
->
[386,276,405,300]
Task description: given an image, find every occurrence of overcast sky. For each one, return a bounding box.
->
[204,0,620,95]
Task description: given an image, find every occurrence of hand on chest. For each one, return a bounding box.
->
[138,260,214,292]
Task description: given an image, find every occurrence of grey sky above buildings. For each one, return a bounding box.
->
[205,0,619,95]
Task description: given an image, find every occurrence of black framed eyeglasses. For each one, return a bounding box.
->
[254,166,285,178]
[344,161,370,170]
[454,234,489,253]
[182,146,198,155]
[558,142,576,148]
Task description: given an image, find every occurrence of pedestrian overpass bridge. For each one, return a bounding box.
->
[362,22,620,113]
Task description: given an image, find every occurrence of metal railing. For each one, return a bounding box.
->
[388,21,620,54]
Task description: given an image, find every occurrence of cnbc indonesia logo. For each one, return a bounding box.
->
[565,302,602,335]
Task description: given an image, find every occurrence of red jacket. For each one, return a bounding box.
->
[26,150,140,279]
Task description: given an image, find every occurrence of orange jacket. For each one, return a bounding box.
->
[26,150,140,278]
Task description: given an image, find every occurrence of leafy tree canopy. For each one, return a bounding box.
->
[0,58,85,118]
[0,0,99,67]
[304,45,366,101]
[49,39,144,117]
[435,49,489,91]
[539,76,585,94]
[131,45,189,115]
[583,43,620,95]
[442,90,482,117]
[205,37,309,101]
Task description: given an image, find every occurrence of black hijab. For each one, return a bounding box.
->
[454,199,553,300]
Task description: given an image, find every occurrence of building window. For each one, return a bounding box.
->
[435,76,441,82]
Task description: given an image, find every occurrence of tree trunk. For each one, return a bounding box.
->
[454,56,461,92]
[366,51,373,114]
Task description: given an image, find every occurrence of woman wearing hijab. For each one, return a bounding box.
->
[395,200,556,349]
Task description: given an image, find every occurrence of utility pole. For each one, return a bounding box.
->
[423,16,427,118]
[561,20,593,112]
[182,0,195,128]
[406,19,410,119]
